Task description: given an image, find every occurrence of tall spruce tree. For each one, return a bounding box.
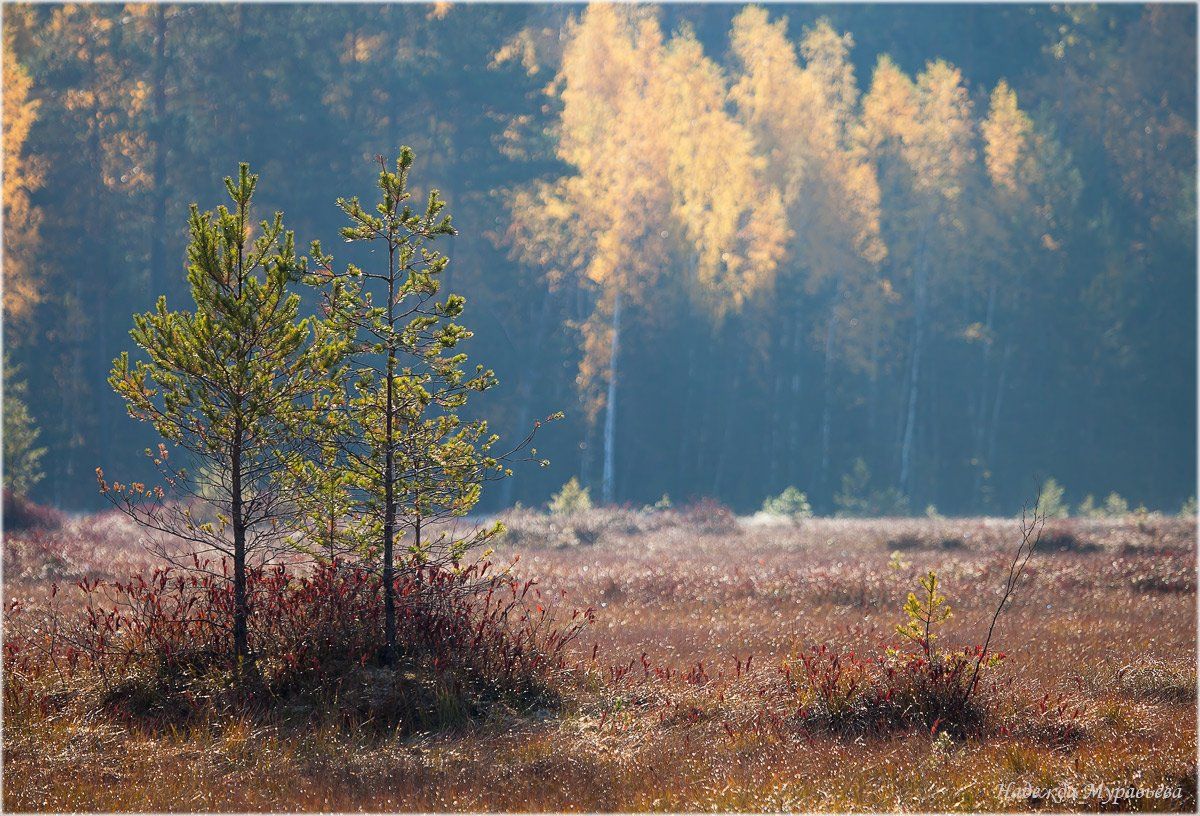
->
[100,164,346,668]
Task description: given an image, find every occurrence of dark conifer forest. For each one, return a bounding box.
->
[4,3,1196,515]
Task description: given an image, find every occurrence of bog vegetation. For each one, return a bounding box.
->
[1,3,1196,812]
[3,3,1195,515]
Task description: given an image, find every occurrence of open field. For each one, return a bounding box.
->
[3,510,1196,811]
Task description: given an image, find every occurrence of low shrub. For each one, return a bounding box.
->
[1117,660,1197,705]
[782,571,1006,738]
[548,477,592,515]
[1039,528,1100,553]
[834,459,910,517]
[1037,477,1070,519]
[676,498,738,535]
[887,533,925,550]
[2,490,64,532]
[781,643,1003,737]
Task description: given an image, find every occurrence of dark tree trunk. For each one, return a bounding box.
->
[231,419,249,670]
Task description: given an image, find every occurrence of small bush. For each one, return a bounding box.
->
[1078,492,1131,519]
[1039,528,1100,553]
[1117,660,1196,705]
[761,486,813,522]
[887,533,925,550]
[548,477,592,515]
[2,490,64,532]
[783,571,1004,737]
[676,498,738,535]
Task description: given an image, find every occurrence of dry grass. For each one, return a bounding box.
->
[3,512,1196,811]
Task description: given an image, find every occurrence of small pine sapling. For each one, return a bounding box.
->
[896,570,952,659]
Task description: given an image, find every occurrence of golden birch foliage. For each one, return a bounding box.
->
[2,23,44,326]
[982,80,1080,268]
[860,55,919,155]
[656,28,788,318]
[729,9,885,370]
[910,60,975,202]
[982,80,1031,194]
[508,4,787,418]
[731,9,884,286]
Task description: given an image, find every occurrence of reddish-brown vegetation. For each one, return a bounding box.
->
[3,511,1195,811]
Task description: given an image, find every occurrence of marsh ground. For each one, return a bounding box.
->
[3,511,1196,811]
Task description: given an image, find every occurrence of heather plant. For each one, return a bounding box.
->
[4,558,592,731]
[549,477,592,515]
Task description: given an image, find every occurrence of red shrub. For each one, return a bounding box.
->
[780,642,1006,736]
[4,558,593,730]
[676,498,738,535]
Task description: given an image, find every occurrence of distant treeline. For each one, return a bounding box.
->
[3,3,1195,514]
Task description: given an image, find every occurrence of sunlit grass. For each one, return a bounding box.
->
[4,513,1196,811]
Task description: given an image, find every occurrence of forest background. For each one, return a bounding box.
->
[2,2,1195,516]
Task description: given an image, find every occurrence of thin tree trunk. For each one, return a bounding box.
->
[788,304,803,486]
[500,287,553,508]
[899,236,929,493]
[148,5,168,300]
[985,343,1012,481]
[601,288,622,505]
[675,343,696,491]
[382,242,398,663]
[972,280,997,502]
[817,307,838,494]
[712,360,740,497]
[231,419,249,669]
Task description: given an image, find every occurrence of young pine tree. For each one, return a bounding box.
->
[309,148,548,663]
[100,165,347,669]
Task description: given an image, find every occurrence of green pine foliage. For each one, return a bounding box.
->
[308,147,527,659]
[549,477,592,515]
[1036,477,1069,519]
[761,486,813,521]
[896,571,952,655]
[2,356,45,498]
[102,164,347,662]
